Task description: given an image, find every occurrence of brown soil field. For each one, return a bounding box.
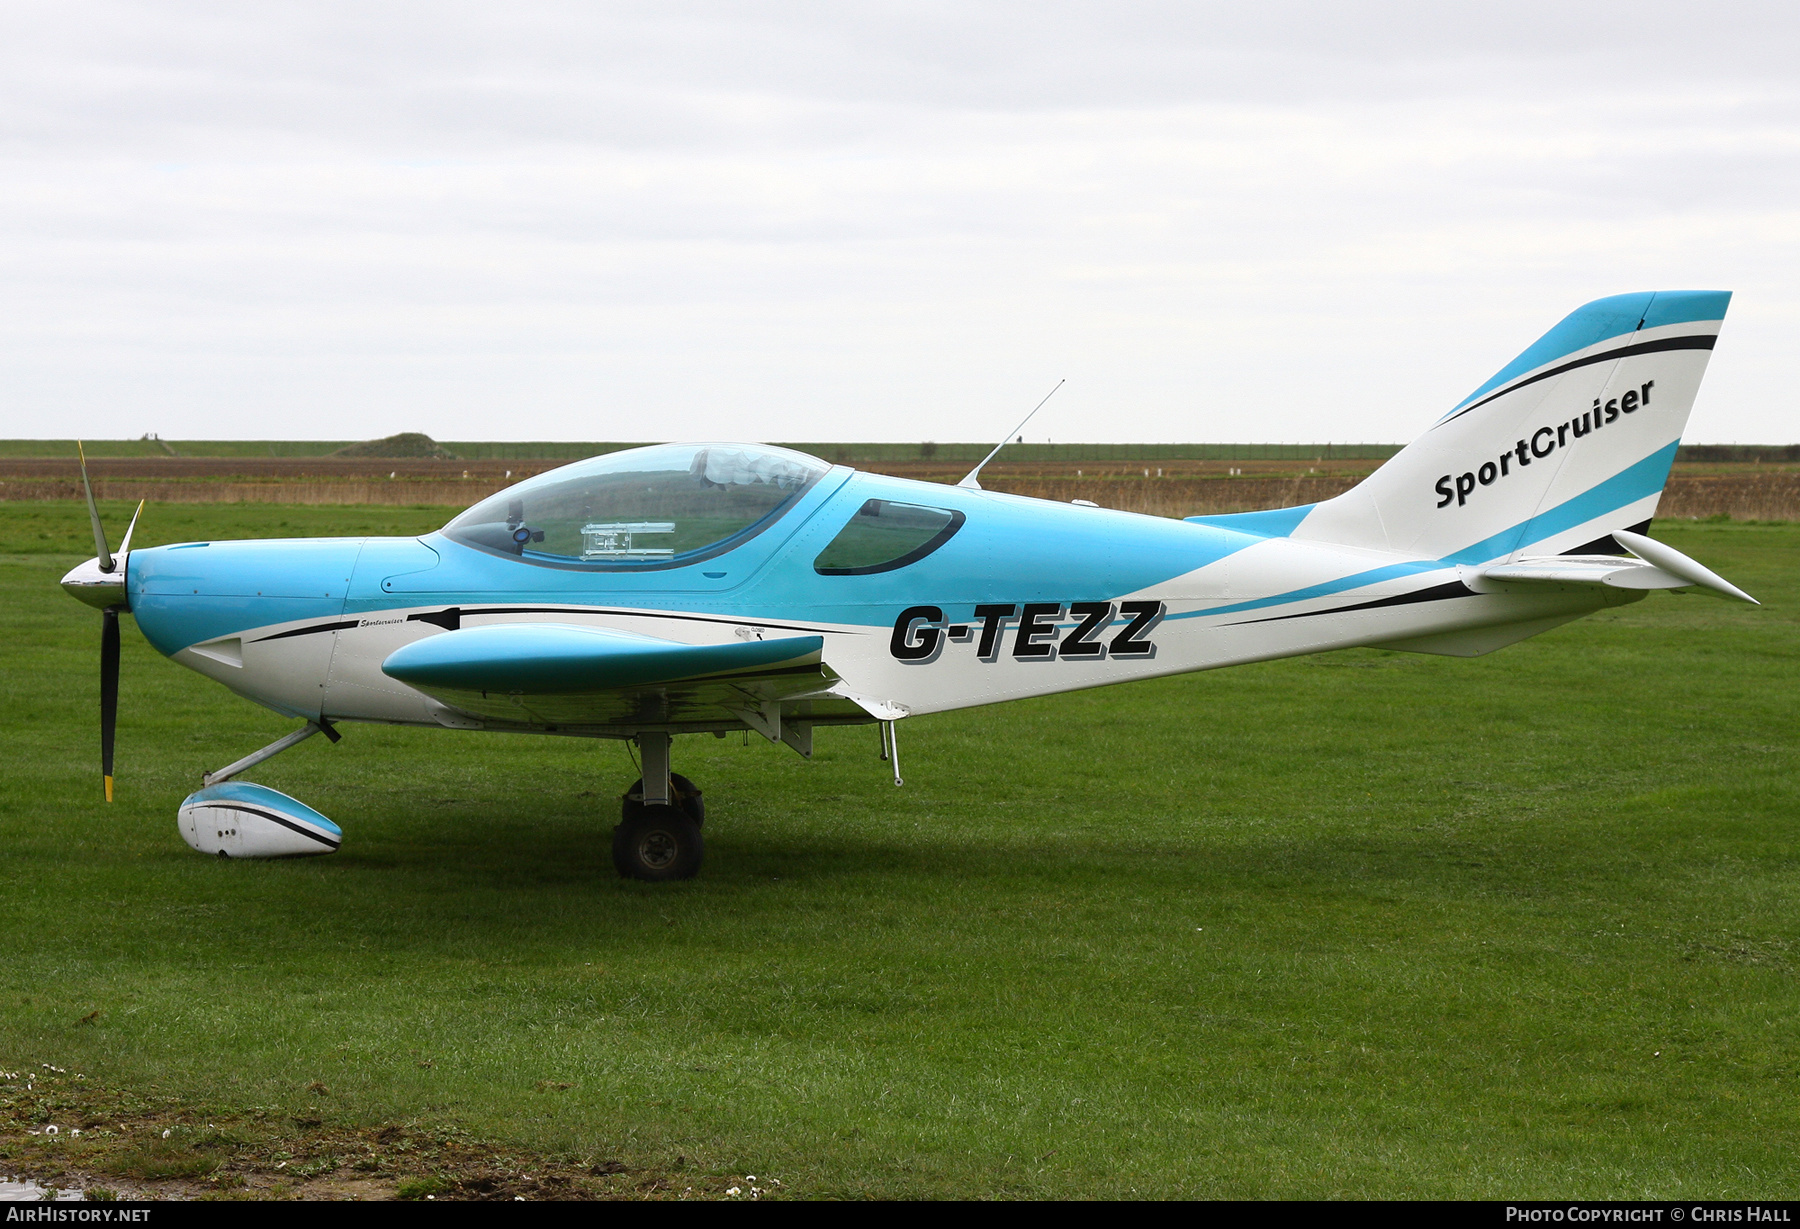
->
[3,457,1795,521]
[0,456,1379,483]
[1,1067,712,1201]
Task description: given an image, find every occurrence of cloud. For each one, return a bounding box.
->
[1,1,1796,442]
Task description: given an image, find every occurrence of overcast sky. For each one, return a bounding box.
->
[4,1,1796,444]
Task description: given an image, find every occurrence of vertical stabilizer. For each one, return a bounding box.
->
[1292,291,1730,563]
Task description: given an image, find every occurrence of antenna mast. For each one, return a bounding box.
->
[957,379,1065,490]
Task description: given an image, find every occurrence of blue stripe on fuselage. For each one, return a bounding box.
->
[1183,560,1448,621]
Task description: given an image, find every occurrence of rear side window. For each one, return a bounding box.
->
[814,499,965,576]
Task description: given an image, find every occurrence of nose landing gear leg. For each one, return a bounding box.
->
[613,731,704,881]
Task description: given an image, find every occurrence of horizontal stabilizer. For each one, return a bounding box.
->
[1481,532,1757,604]
[383,623,824,694]
[1614,529,1758,604]
[1482,556,1690,589]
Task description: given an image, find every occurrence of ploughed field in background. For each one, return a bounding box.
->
[3,439,1796,521]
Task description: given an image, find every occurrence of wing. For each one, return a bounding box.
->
[380,622,882,733]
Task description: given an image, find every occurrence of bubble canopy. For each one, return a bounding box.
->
[442,443,831,570]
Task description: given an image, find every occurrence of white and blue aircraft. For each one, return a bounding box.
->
[61,290,1757,880]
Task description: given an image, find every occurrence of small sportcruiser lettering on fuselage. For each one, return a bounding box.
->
[1435,380,1655,508]
[890,601,1165,663]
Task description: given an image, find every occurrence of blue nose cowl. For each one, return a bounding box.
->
[127,538,365,656]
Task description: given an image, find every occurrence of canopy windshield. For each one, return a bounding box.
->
[443,443,829,569]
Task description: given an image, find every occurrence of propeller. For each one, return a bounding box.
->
[101,607,119,802]
[61,442,143,803]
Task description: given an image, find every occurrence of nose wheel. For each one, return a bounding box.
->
[612,806,704,881]
[613,733,705,881]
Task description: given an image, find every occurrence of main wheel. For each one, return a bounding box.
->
[621,772,705,826]
[612,807,704,881]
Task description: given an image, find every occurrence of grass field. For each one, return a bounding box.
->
[2,501,1796,1198]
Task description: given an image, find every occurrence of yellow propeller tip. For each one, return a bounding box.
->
[104,776,114,803]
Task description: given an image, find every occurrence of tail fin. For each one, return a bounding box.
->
[1292,291,1730,563]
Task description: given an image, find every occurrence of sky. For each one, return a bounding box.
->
[3,1,1796,445]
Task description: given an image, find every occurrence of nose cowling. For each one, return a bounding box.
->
[127,537,362,659]
[62,556,128,611]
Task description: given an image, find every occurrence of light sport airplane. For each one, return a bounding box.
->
[61,290,1757,881]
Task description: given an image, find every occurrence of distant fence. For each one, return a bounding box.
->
[0,439,1413,462]
[4,438,1795,465]
[0,480,503,507]
[10,472,1797,521]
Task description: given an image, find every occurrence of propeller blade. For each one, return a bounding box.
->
[77,441,114,573]
[116,499,145,558]
[101,607,119,803]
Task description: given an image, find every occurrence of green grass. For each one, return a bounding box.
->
[107,1137,222,1180]
[2,502,1796,1198]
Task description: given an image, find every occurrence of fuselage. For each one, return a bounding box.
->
[116,458,1631,734]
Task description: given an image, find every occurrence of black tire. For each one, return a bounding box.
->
[612,807,704,881]
[621,772,705,826]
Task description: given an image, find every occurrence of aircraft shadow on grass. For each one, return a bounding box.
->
[164,798,1583,927]
[60,292,1758,884]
